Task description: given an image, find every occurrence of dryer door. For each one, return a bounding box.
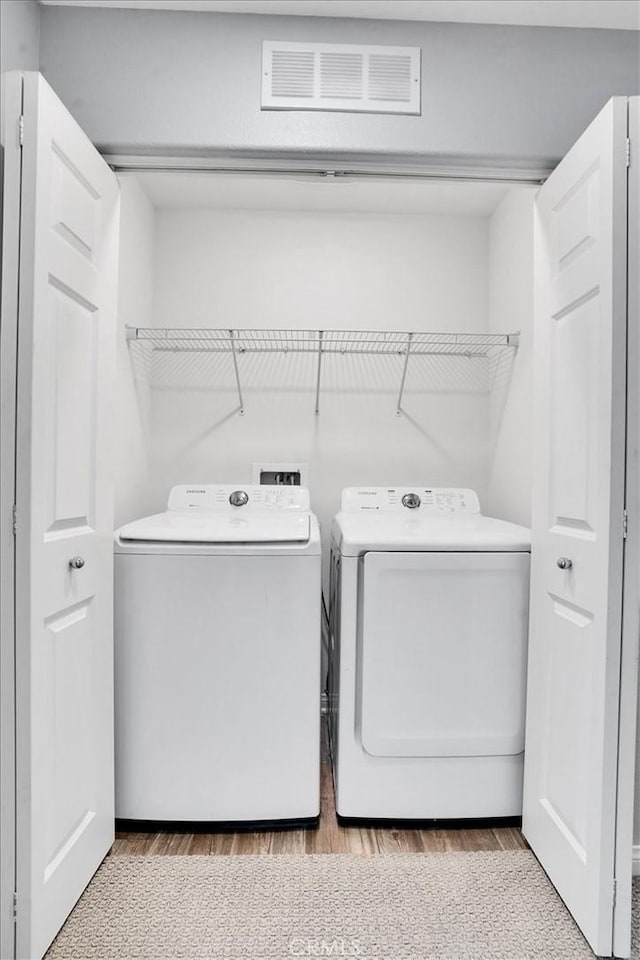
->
[359,551,530,758]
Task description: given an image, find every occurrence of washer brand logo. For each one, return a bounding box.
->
[186,489,206,494]
[359,491,377,495]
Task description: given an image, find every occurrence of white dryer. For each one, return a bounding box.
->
[114,484,321,825]
[329,487,531,820]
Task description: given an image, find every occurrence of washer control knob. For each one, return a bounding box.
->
[229,490,249,507]
[68,556,85,569]
[557,557,573,570]
[402,493,421,510]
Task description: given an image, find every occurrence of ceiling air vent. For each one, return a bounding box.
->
[262,41,420,115]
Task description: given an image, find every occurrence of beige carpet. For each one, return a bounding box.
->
[46,851,631,960]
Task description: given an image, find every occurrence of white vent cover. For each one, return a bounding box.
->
[262,41,420,115]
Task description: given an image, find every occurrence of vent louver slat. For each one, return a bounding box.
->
[271,50,315,99]
[369,54,412,102]
[262,42,420,115]
[320,53,364,100]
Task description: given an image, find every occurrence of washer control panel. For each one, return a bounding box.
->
[168,485,311,512]
[341,487,480,514]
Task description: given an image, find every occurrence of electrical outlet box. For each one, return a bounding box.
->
[252,462,309,487]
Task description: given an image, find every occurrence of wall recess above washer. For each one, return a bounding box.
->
[261,41,421,115]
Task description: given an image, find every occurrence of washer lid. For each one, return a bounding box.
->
[118,511,310,544]
[118,484,312,543]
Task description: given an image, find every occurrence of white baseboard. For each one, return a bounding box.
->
[633,845,640,876]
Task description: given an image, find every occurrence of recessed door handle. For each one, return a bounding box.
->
[68,556,85,569]
[557,557,573,570]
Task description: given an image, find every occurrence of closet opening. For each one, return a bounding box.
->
[112,168,537,850]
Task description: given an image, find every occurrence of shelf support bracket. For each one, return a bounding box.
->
[314,330,324,415]
[229,329,245,415]
[396,332,413,415]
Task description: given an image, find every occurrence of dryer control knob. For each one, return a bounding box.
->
[229,490,249,507]
[402,493,421,509]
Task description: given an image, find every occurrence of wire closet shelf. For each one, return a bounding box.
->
[126,326,520,415]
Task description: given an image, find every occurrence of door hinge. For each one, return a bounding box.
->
[18,115,24,148]
[613,877,618,908]
[623,509,628,539]
[12,504,17,537]
[626,137,631,168]
[12,891,17,923]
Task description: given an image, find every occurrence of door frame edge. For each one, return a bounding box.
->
[0,70,26,960]
[613,94,640,960]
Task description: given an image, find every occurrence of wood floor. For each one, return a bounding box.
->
[110,724,527,857]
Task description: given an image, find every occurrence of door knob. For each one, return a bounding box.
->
[557,557,573,570]
[68,556,85,569]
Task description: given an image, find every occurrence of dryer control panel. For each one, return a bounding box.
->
[340,487,480,514]
[167,484,311,512]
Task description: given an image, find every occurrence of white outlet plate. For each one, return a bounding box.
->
[252,462,309,487]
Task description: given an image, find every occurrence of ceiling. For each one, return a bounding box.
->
[125,171,525,216]
[38,0,640,30]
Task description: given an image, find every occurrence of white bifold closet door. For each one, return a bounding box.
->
[523,97,631,957]
[9,72,119,959]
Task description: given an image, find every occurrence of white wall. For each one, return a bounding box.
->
[486,188,537,526]
[0,0,39,73]
[144,207,491,543]
[39,6,640,171]
[114,176,155,528]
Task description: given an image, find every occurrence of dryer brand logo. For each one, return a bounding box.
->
[186,489,206,494]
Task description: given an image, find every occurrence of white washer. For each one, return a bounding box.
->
[329,486,531,820]
[114,484,321,825]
